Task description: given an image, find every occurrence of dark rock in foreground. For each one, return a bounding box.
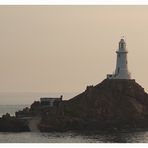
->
[39,79,148,132]
[0,113,30,132]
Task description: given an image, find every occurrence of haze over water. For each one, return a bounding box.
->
[0,92,78,105]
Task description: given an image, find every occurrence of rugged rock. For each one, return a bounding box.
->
[40,79,148,131]
[65,79,148,120]
[0,113,30,132]
[2,78,148,132]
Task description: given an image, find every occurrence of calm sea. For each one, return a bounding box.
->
[0,96,148,142]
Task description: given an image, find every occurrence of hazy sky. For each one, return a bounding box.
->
[0,6,148,94]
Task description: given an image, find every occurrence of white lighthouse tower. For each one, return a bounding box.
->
[107,38,131,79]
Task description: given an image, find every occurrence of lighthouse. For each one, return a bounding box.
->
[107,38,131,79]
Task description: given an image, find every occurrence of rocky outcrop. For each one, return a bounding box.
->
[0,113,30,132]
[40,79,148,131]
[1,79,148,132]
[65,79,148,121]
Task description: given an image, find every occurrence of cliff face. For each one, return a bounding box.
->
[64,79,148,124]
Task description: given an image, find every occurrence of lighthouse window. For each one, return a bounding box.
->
[118,54,120,58]
[126,61,127,64]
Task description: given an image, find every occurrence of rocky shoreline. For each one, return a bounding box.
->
[0,113,30,132]
[1,79,148,132]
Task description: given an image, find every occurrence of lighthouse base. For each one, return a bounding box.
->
[107,72,131,79]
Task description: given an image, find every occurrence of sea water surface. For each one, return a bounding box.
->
[0,105,148,143]
[1,130,148,143]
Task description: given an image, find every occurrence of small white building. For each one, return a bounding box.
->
[40,96,63,107]
[107,38,131,79]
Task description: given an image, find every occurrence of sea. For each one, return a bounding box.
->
[0,93,148,143]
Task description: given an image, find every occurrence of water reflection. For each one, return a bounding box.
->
[27,130,148,143]
[1,130,148,143]
[74,130,148,143]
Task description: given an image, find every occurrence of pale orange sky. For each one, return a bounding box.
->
[0,6,148,93]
